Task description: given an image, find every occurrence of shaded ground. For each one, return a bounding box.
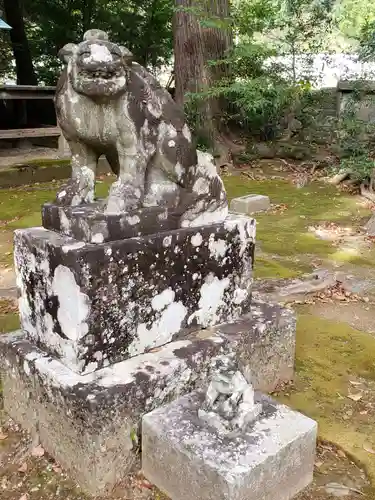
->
[1,162,375,498]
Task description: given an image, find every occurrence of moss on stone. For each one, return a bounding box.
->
[27,158,71,167]
[276,313,375,489]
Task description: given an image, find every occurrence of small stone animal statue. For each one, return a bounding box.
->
[198,356,262,436]
[55,29,228,227]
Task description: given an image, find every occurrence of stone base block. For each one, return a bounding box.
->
[42,201,180,243]
[0,301,296,495]
[15,213,254,374]
[142,392,317,500]
[230,194,270,214]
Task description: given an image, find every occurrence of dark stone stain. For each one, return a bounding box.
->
[44,295,67,340]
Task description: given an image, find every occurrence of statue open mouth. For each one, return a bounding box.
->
[79,69,123,80]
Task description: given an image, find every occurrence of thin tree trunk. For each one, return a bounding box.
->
[3,0,37,85]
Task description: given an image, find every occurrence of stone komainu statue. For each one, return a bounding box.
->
[55,29,228,228]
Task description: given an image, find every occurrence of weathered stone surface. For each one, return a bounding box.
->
[365,213,375,237]
[54,29,227,228]
[0,296,296,494]
[42,201,180,243]
[217,299,296,392]
[0,328,239,495]
[198,355,262,437]
[15,214,255,374]
[142,391,317,500]
[230,194,270,215]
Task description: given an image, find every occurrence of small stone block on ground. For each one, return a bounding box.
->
[142,391,317,500]
[230,194,271,214]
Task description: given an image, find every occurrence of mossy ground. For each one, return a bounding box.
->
[276,313,375,495]
[1,171,375,497]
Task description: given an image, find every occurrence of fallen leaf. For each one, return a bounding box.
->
[349,380,362,386]
[314,460,324,468]
[0,431,8,440]
[18,462,28,473]
[31,445,45,458]
[19,494,29,500]
[139,480,153,490]
[347,392,362,401]
[363,442,375,454]
[337,449,346,458]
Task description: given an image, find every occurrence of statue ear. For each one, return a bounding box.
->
[58,43,77,64]
[119,46,133,65]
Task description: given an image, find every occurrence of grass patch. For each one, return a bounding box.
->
[224,176,371,258]
[0,299,19,334]
[277,313,375,487]
[0,177,114,229]
[254,256,310,279]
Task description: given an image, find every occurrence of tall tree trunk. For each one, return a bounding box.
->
[173,0,235,165]
[3,0,37,85]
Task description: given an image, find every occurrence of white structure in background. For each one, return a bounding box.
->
[265,53,375,88]
[2,52,375,89]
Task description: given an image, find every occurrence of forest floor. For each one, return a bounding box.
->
[1,159,375,499]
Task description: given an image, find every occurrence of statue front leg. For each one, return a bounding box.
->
[56,141,98,206]
[106,148,147,214]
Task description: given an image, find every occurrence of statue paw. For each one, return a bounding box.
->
[55,179,93,206]
[105,180,142,214]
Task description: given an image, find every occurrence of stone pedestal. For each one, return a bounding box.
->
[15,214,255,374]
[142,392,317,500]
[0,301,296,495]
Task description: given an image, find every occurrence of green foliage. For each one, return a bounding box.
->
[335,0,375,46]
[359,19,375,60]
[337,92,375,183]
[22,0,173,84]
[184,0,336,145]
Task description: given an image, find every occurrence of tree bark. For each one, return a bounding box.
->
[3,0,37,85]
[173,0,234,165]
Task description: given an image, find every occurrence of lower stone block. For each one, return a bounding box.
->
[0,330,229,495]
[230,194,270,214]
[142,392,317,500]
[0,301,296,495]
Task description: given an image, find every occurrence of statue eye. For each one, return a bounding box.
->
[80,51,91,57]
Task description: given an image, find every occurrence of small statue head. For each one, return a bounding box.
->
[58,29,133,98]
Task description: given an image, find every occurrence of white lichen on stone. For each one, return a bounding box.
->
[188,273,230,327]
[91,232,104,244]
[52,265,90,342]
[208,236,227,260]
[127,215,141,225]
[191,233,203,247]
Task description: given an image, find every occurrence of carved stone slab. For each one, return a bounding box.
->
[42,201,180,243]
[14,214,255,374]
